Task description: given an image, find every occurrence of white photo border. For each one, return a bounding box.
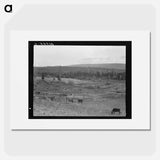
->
[9,31,150,130]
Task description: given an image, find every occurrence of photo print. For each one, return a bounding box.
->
[29,41,131,119]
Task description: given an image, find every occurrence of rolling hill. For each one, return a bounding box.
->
[34,63,125,76]
[69,63,125,70]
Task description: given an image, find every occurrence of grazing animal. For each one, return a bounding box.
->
[66,94,73,103]
[78,99,83,103]
[50,97,55,101]
[66,97,73,103]
[35,91,40,95]
[66,94,83,103]
[69,98,73,103]
[111,108,121,115]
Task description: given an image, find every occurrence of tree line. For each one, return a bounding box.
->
[38,70,126,81]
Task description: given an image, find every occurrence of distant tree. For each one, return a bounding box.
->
[57,74,61,81]
[41,73,45,80]
[96,71,101,78]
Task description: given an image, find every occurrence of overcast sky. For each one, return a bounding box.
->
[34,45,126,67]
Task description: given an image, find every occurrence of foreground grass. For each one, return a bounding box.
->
[33,78,126,117]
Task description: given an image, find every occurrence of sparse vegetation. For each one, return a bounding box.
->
[33,64,126,117]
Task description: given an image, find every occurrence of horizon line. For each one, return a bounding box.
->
[34,62,125,67]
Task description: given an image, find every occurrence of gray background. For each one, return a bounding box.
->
[4,4,155,156]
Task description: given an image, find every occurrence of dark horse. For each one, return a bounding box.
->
[111,108,121,115]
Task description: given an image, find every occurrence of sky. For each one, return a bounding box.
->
[34,45,126,67]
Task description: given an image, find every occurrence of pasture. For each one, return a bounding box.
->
[33,76,126,117]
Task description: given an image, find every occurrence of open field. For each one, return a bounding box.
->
[33,76,126,117]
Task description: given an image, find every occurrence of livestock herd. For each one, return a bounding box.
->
[34,91,84,104]
[34,91,121,115]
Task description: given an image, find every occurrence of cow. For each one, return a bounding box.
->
[78,99,83,103]
[35,91,40,95]
[66,96,74,103]
[68,98,74,103]
[50,97,55,101]
[111,108,121,115]
[66,94,83,104]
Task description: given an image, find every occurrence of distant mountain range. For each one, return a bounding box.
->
[69,63,125,70]
[34,63,125,76]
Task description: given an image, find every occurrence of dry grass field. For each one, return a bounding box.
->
[33,76,126,117]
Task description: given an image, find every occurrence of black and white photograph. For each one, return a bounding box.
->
[29,41,131,119]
